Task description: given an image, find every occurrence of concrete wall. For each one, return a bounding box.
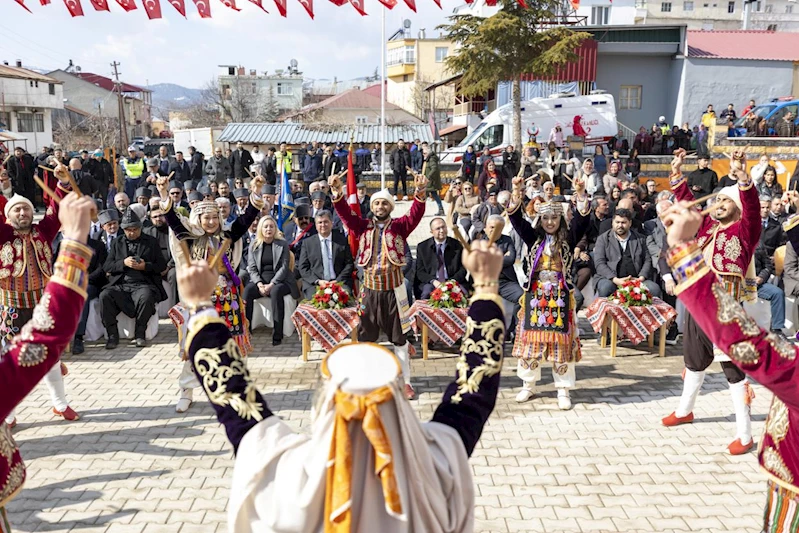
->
[676,57,794,126]
[312,108,422,126]
[48,70,118,119]
[0,77,63,109]
[595,54,679,131]
[576,0,637,25]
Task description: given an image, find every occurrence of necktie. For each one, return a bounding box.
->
[436,244,446,282]
[107,235,114,252]
[763,219,768,229]
[326,239,334,280]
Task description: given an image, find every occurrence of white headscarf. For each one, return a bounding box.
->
[228,344,474,533]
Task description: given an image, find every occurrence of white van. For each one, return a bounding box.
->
[440,91,618,166]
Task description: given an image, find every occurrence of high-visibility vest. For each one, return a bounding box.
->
[123,157,145,178]
[660,123,671,135]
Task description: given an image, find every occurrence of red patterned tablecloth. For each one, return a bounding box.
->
[585,297,677,345]
[291,304,360,351]
[408,300,470,346]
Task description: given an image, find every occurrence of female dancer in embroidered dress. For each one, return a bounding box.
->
[155,175,264,413]
[506,174,591,409]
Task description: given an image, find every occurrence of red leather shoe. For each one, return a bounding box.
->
[53,407,79,421]
[6,419,16,429]
[662,412,694,427]
[404,384,416,401]
[60,362,68,377]
[728,438,754,455]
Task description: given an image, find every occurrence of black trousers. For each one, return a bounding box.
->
[358,288,406,346]
[500,280,524,330]
[683,313,745,383]
[100,283,160,338]
[392,172,407,197]
[76,284,101,338]
[243,281,292,340]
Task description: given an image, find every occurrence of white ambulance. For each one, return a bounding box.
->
[440,91,618,167]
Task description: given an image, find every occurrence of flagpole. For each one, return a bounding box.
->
[380,6,386,190]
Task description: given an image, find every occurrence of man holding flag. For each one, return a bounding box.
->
[329,169,428,400]
[276,151,295,232]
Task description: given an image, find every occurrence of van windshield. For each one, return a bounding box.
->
[457,122,488,148]
[458,124,504,151]
[734,104,776,127]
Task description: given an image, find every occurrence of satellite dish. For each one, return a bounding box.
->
[75,66,82,72]
[290,59,298,68]
[403,19,411,28]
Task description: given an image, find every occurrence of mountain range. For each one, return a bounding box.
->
[146,83,203,112]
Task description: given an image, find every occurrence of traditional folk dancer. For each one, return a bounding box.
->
[0,194,96,532]
[663,195,799,532]
[179,240,505,532]
[2,165,81,426]
[156,175,265,414]
[661,149,761,455]
[328,172,427,400]
[506,175,590,410]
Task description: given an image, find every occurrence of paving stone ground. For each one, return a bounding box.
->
[8,201,772,532]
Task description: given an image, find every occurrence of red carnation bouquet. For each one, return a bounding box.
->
[311,281,351,310]
[429,280,467,309]
[611,278,653,307]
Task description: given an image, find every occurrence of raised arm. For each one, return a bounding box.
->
[736,167,762,250]
[36,165,72,242]
[329,172,369,237]
[432,240,505,456]
[228,177,266,243]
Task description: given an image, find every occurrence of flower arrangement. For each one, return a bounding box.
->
[311,281,351,310]
[612,279,653,307]
[429,280,467,309]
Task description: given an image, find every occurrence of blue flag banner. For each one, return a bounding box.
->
[277,164,294,231]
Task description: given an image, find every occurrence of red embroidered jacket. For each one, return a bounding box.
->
[0,238,92,508]
[332,193,425,268]
[671,174,760,301]
[670,217,799,495]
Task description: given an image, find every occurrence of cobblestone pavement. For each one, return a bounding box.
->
[8,201,772,532]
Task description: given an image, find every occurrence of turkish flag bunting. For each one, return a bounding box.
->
[349,0,365,15]
[89,0,110,10]
[192,0,211,16]
[376,0,396,8]
[39,0,50,5]
[142,0,162,17]
[401,0,415,11]
[430,0,440,7]
[272,0,286,15]
[484,0,496,5]
[248,0,267,11]
[115,0,137,10]
[296,0,313,17]
[14,0,33,11]
[167,0,185,14]
[63,0,84,15]
[220,0,241,10]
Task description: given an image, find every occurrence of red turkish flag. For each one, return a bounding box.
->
[376,0,396,7]
[272,0,286,15]
[40,0,50,4]
[63,0,84,15]
[248,0,267,11]
[401,0,415,11]
[142,0,162,17]
[14,0,32,12]
[328,0,346,6]
[192,0,211,16]
[220,0,241,10]
[297,0,312,18]
[115,0,136,10]
[349,0,365,15]
[484,0,495,5]
[167,0,185,15]
[89,0,110,10]
[430,0,440,7]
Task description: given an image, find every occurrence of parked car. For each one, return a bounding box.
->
[733,97,799,136]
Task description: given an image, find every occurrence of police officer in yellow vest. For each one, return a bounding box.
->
[657,116,671,135]
[121,145,145,201]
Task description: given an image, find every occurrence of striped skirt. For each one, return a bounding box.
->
[764,480,799,532]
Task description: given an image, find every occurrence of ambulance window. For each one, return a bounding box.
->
[475,125,503,150]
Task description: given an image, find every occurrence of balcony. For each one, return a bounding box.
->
[454,99,496,117]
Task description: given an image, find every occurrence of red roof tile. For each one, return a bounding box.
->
[687,30,799,62]
[74,72,150,93]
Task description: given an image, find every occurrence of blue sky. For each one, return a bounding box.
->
[0,0,454,88]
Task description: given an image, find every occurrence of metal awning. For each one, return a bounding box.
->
[439,124,467,136]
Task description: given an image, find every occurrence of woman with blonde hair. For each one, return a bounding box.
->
[244,215,298,347]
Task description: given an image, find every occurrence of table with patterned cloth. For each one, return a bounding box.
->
[290,303,360,361]
[408,300,470,359]
[585,297,677,357]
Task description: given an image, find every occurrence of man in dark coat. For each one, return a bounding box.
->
[303,144,323,184]
[89,150,115,209]
[413,217,467,299]
[100,208,167,349]
[169,151,192,183]
[230,141,254,182]
[143,204,177,307]
[187,146,204,183]
[686,156,718,199]
[7,147,36,207]
[297,210,354,299]
[390,140,411,200]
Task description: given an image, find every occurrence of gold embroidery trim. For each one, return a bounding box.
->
[451,317,504,404]
[765,398,789,445]
[763,446,794,484]
[184,315,227,353]
[712,283,761,337]
[193,338,264,422]
[766,332,797,361]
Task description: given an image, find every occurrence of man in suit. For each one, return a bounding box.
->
[753,241,788,339]
[100,208,167,349]
[413,217,468,299]
[297,210,354,299]
[356,182,371,218]
[284,203,317,259]
[484,214,522,338]
[168,151,192,183]
[231,141,254,183]
[761,195,786,255]
[322,146,339,178]
[98,209,121,252]
[156,145,175,176]
[593,208,662,298]
[62,234,107,355]
[143,205,177,307]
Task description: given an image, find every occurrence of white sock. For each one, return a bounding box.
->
[676,369,705,417]
[729,380,752,443]
[394,342,411,384]
[557,388,570,398]
[44,363,69,412]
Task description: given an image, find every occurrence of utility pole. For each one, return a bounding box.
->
[111,61,129,150]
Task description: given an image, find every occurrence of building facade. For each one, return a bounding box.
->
[636,0,799,31]
[216,65,303,122]
[0,62,63,154]
[280,88,422,126]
